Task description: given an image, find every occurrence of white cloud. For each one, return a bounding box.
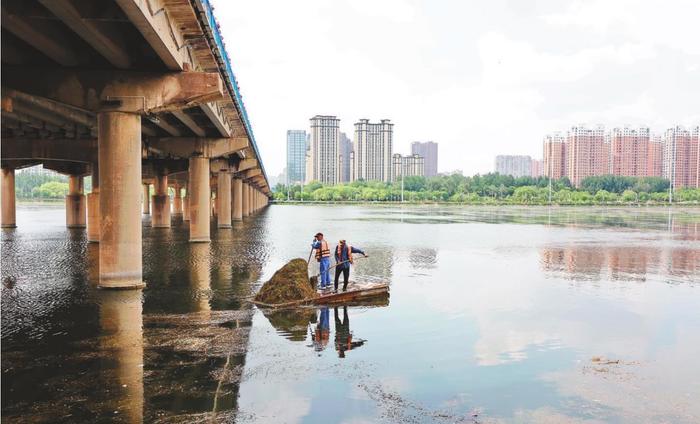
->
[211,0,700,176]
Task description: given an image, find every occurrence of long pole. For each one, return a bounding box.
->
[401,172,404,203]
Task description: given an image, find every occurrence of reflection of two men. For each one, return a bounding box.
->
[310,306,365,357]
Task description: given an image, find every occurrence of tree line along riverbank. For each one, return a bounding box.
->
[272,174,700,205]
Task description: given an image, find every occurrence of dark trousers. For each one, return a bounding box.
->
[334,266,350,291]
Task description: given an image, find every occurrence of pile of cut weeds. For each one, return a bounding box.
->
[254,258,318,304]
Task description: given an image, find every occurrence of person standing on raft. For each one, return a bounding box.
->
[312,232,331,290]
[334,240,367,292]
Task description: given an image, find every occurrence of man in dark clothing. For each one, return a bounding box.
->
[334,240,367,292]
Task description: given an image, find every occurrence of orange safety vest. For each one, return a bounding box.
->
[315,239,330,261]
[336,244,353,264]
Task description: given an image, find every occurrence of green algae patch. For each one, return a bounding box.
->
[254,258,318,304]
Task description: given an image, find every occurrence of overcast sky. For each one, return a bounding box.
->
[212,0,700,176]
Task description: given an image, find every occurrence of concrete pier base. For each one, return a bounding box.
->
[232,177,242,221]
[66,175,86,228]
[87,191,100,242]
[173,184,183,216]
[151,174,170,228]
[98,111,144,289]
[189,156,210,243]
[217,171,231,228]
[2,167,17,228]
[183,195,190,221]
[142,184,150,214]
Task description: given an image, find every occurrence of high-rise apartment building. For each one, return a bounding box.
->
[566,125,608,187]
[610,127,652,178]
[309,115,340,184]
[647,134,664,178]
[530,159,544,177]
[286,130,306,185]
[663,125,699,188]
[352,119,393,182]
[392,154,424,181]
[338,132,352,183]
[410,141,438,176]
[543,133,566,180]
[494,155,532,178]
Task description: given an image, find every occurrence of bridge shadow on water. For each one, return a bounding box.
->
[1,206,271,423]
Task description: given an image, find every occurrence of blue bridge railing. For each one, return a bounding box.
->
[198,0,269,190]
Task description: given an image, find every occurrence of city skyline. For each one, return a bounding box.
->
[213,0,700,178]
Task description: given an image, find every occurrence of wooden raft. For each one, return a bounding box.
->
[251,283,389,309]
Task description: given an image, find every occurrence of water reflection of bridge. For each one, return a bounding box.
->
[1,0,271,290]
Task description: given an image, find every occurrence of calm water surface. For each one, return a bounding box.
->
[2,204,699,423]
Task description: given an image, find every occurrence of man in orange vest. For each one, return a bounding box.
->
[334,240,367,292]
[312,232,331,290]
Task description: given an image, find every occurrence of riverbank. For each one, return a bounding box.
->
[272,199,700,207]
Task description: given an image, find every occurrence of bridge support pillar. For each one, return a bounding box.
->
[217,171,232,228]
[87,164,100,242]
[183,181,190,221]
[1,167,16,228]
[172,183,183,216]
[249,185,255,214]
[189,157,210,243]
[232,177,242,221]
[242,181,250,217]
[142,184,150,214]
[66,175,86,228]
[98,111,144,289]
[151,174,170,228]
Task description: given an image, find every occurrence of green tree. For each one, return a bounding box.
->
[32,181,69,198]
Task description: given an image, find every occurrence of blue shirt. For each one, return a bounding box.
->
[335,244,365,269]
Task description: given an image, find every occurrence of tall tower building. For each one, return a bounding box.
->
[494,155,532,177]
[566,125,607,187]
[309,115,340,184]
[647,134,664,177]
[411,141,438,176]
[352,119,393,182]
[664,125,699,188]
[286,130,306,185]
[338,132,352,183]
[392,154,424,181]
[543,133,566,180]
[610,126,651,177]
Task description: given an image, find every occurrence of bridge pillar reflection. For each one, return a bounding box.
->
[232,177,242,221]
[217,171,231,228]
[65,175,86,228]
[188,156,210,243]
[87,163,100,242]
[98,289,144,423]
[151,173,170,228]
[98,111,144,289]
[1,167,16,228]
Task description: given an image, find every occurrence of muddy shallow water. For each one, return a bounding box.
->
[2,204,700,423]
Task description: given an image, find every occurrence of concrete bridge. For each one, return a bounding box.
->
[1,0,271,288]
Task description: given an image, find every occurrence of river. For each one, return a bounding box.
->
[2,204,699,423]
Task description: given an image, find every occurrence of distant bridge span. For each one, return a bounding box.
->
[1,0,270,288]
